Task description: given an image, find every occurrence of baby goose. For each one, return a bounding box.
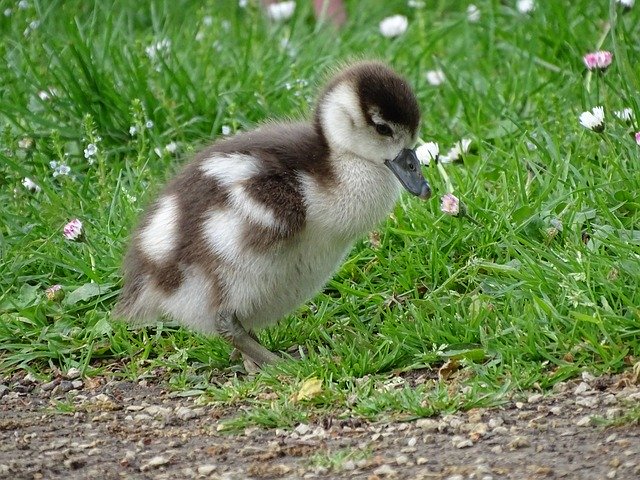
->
[114,61,430,369]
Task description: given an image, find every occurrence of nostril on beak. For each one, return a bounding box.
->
[420,183,432,200]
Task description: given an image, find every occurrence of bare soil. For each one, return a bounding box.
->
[1,370,638,480]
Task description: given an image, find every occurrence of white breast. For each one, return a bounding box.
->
[233,154,402,331]
[144,152,402,334]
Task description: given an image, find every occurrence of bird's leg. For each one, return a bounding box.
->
[229,330,258,362]
[216,312,281,368]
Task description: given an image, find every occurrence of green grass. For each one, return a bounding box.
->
[1,0,639,429]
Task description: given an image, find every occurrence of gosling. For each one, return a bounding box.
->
[114,61,431,369]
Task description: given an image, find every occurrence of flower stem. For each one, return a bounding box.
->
[585,21,611,93]
[437,161,454,194]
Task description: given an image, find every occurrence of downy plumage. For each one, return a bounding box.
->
[114,61,430,369]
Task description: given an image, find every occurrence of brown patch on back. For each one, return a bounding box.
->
[198,122,335,189]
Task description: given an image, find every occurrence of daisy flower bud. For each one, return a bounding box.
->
[416,142,439,165]
[45,284,64,302]
[63,219,84,241]
[583,51,613,71]
[379,15,408,38]
[579,106,605,132]
[635,132,640,146]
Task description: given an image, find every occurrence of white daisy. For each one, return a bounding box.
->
[426,69,446,86]
[379,15,408,38]
[467,4,480,23]
[145,38,171,60]
[22,177,41,192]
[165,141,178,154]
[129,126,137,136]
[579,106,605,132]
[617,0,634,9]
[441,138,472,163]
[416,142,439,165]
[221,125,232,136]
[268,1,296,22]
[614,108,634,122]
[516,0,535,14]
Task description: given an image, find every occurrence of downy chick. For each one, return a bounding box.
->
[114,61,431,369]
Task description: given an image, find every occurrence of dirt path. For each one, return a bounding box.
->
[1,370,638,480]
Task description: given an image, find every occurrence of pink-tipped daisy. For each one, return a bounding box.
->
[63,219,84,241]
[635,131,640,146]
[583,51,613,71]
[579,106,605,132]
[440,193,460,216]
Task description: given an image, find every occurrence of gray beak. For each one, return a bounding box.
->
[384,148,431,199]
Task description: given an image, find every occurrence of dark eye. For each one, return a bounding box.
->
[409,163,416,171]
[375,123,393,137]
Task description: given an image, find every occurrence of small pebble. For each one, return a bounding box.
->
[140,455,170,471]
[65,367,81,379]
[549,406,562,416]
[373,464,397,476]
[174,406,198,421]
[415,418,439,431]
[508,436,530,449]
[342,460,356,471]
[576,416,592,427]
[295,423,311,435]
[197,464,216,475]
[527,393,543,403]
[574,382,591,395]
